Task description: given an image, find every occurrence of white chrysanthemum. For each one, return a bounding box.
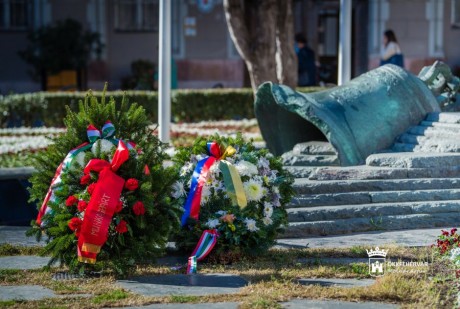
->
[200,185,212,205]
[209,161,221,176]
[244,218,259,232]
[211,179,224,192]
[235,160,258,177]
[244,179,264,202]
[180,162,194,176]
[263,202,274,217]
[91,139,115,156]
[262,216,273,226]
[171,181,186,199]
[206,218,220,229]
[216,210,227,216]
[258,157,270,169]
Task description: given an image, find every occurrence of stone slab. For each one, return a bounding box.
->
[0,256,50,270]
[292,142,337,156]
[285,213,460,237]
[282,299,399,309]
[117,274,247,297]
[297,278,375,288]
[366,152,460,169]
[0,226,40,246]
[0,167,35,180]
[0,285,55,301]
[275,227,445,248]
[115,303,239,309]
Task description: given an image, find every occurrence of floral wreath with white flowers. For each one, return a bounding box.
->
[171,134,294,258]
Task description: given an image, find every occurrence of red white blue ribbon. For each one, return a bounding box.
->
[181,142,221,226]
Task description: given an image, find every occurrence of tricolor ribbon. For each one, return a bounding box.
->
[181,142,247,226]
[186,229,219,274]
[77,140,130,264]
[36,121,118,226]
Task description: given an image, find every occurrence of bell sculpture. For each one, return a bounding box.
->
[255,61,460,166]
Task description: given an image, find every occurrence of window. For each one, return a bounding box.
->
[0,0,32,31]
[114,0,159,32]
[452,0,460,28]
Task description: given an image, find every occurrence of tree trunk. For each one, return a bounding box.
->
[224,0,295,93]
[275,0,297,88]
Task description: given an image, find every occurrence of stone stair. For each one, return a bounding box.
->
[281,112,460,238]
[392,112,460,153]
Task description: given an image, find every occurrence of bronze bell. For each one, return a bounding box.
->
[254,63,459,166]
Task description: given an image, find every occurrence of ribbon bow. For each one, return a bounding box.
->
[77,140,130,264]
[36,122,118,226]
[181,141,247,226]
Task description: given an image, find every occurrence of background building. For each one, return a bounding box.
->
[0,0,459,93]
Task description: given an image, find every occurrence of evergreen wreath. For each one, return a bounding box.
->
[171,134,294,259]
[27,90,181,275]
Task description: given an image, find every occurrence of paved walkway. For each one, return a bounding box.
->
[1,225,443,248]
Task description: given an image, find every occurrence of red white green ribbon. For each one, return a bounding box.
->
[36,121,120,226]
[186,229,219,274]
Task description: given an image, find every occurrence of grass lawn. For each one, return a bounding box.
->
[0,244,454,309]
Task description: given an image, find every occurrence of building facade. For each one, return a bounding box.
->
[0,0,459,93]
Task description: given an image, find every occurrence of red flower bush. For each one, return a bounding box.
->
[77,200,88,212]
[116,220,128,233]
[68,217,83,231]
[434,228,460,255]
[125,178,139,191]
[65,196,78,207]
[132,201,145,216]
[80,174,91,185]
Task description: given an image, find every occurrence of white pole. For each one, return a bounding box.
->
[158,0,171,143]
[338,0,352,85]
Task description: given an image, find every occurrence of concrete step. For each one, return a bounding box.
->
[293,177,460,194]
[420,120,460,132]
[287,200,460,222]
[292,142,337,155]
[366,152,460,168]
[284,166,317,178]
[288,189,460,208]
[282,152,339,166]
[309,165,460,180]
[397,133,460,145]
[392,141,460,153]
[407,125,460,137]
[284,212,460,237]
[425,112,460,124]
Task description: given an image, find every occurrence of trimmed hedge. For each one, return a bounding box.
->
[0,87,323,127]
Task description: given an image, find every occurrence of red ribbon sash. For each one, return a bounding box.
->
[77,141,129,264]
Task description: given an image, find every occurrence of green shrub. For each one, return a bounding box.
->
[0,87,322,127]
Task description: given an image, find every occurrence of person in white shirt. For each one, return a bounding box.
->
[380,30,404,68]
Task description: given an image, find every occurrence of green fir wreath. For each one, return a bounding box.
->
[27,89,181,275]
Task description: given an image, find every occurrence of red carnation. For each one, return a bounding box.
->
[132,201,145,216]
[115,200,123,213]
[87,183,96,195]
[65,196,78,207]
[68,217,83,231]
[80,174,91,185]
[115,220,128,234]
[125,178,139,191]
[77,200,88,212]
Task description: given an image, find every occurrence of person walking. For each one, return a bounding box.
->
[295,33,317,86]
[380,29,404,68]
